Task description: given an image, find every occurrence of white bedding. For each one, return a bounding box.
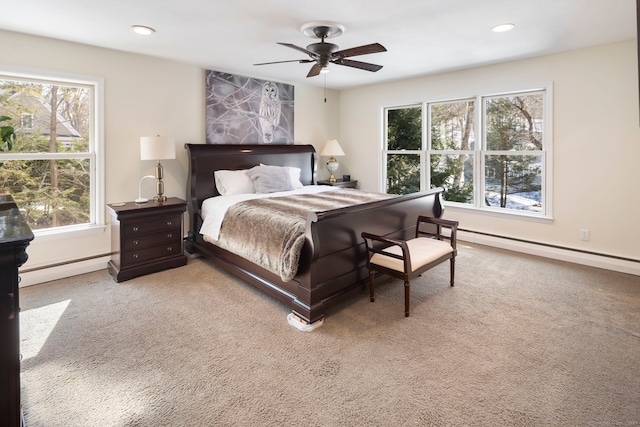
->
[200,185,334,241]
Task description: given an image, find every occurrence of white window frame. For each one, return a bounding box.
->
[382,83,553,222]
[0,66,105,239]
[426,96,476,208]
[381,103,424,193]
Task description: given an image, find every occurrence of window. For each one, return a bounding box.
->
[482,93,544,212]
[383,87,551,217]
[0,72,103,232]
[385,105,422,194]
[429,99,475,204]
[21,113,34,129]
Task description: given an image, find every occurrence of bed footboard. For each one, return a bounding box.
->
[294,187,444,322]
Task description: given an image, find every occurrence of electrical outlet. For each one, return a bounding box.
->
[580,229,590,241]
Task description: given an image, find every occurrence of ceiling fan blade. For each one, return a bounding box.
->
[334,43,387,58]
[306,63,323,77]
[254,59,314,66]
[277,42,317,57]
[332,58,383,72]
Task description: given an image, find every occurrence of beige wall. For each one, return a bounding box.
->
[1,30,339,273]
[3,29,637,273]
[339,40,640,261]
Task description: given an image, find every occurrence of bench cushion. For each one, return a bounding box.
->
[370,237,453,273]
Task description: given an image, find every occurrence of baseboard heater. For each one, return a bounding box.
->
[17,232,640,287]
[19,253,111,287]
[458,228,639,276]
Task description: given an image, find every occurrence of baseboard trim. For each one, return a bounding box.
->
[458,230,640,276]
[16,232,640,287]
[19,256,110,287]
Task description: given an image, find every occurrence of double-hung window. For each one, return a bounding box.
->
[384,86,551,218]
[0,71,103,233]
[385,105,423,195]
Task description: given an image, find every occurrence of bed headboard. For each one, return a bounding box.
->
[184,143,318,212]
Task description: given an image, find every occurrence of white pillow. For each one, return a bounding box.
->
[285,166,304,189]
[214,169,255,196]
[260,163,304,189]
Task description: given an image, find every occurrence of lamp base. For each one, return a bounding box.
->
[326,157,339,184]
[154,161,167,203]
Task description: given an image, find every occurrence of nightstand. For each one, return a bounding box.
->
[317,179,358,188]
[107,197,187,282]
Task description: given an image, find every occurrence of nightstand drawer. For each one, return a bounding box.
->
[123,215,181,237]
[123,241,182,266]
[124,231,181,251]
[317,179,358,188]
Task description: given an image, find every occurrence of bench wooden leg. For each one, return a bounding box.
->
[450,258,455,286]
[369,271,376,302]
[404,280,410,317]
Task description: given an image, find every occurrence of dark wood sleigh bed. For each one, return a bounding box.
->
[185,143,444,325]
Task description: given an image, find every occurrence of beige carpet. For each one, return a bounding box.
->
[19,243,640,426]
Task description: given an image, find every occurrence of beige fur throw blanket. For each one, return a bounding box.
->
[215,189,394,281]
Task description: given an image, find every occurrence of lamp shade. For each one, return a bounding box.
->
[320,139,345,157]
[140,136,176,161]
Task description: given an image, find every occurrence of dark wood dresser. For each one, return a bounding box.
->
[107,197,187,282]
[0,194,34,426]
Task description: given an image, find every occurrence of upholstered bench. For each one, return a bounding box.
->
[362,216,458,317]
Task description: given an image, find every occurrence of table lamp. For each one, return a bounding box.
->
[137,135,176,203]
[320,139,345,184]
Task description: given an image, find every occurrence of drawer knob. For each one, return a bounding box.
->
[133,226,139,232]
[166,221,173,226]
[167,247,173,252]
[133,240,139,245]
[167,233,173,238]
[133,253,139,259]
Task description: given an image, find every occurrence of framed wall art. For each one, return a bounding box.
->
[205,70,294,144]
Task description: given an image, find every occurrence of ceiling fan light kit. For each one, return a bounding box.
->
[254,21,386,77]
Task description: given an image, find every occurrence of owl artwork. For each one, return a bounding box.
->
[258,81,281,144]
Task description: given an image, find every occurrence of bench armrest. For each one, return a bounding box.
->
[361,232,409,255]
[416,216,459,249]
[361,232,412,268]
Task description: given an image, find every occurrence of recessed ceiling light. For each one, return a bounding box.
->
[131,25,155,36]
[491,23,515,33]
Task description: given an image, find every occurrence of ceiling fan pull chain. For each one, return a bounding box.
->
[324,73,327,103]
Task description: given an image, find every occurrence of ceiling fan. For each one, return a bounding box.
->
[254,22,387,78]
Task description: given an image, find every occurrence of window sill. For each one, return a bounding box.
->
[32,223,107,243]
[444,203,553,224]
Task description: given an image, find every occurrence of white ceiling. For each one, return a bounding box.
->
[1,0,636,89]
